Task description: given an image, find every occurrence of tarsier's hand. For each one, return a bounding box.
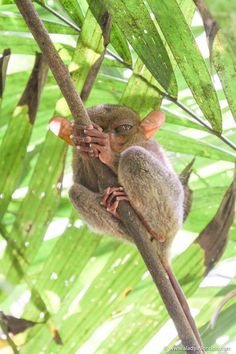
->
[72,123,113,165]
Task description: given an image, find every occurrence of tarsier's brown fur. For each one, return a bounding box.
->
[69,105,184,258]
[50,104,203,349]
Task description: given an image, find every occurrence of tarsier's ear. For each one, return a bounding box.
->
[49,117,73,145]
[139,110,165,139]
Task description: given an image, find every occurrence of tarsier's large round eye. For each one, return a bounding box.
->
[115,124,133,134]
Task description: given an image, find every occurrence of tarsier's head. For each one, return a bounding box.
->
[87,105,165,152]
[49,104,165,152]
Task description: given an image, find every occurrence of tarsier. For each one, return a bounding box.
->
[50,105,202,348]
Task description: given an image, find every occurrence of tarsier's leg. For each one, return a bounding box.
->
[117,148,202,347]
[118,146,184,248]
[69,184,132,242]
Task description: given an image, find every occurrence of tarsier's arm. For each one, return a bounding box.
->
[49,117,130,240]
[49,105,204,351]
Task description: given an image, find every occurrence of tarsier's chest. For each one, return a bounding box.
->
[79,157,118,194]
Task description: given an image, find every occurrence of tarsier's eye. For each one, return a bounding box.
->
[115,124,133,134]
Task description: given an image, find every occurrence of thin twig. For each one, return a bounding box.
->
[167,96,236,152]
[34,0,132,69]
[135,74,236,153]
[106,49,132,69]
[34,0,81,32]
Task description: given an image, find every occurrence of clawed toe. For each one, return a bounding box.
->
[101,186,129,218]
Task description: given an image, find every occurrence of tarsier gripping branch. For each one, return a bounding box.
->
[49,105,203,350]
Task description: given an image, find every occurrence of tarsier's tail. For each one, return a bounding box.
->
[163,261,204,351]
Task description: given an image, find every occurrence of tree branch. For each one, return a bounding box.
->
[93,159,202,352]
[15,1,202,351]
[15,0,90,125]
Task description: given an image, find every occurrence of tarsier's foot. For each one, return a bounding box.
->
[101,187,129,219]
[133,211,166,243]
